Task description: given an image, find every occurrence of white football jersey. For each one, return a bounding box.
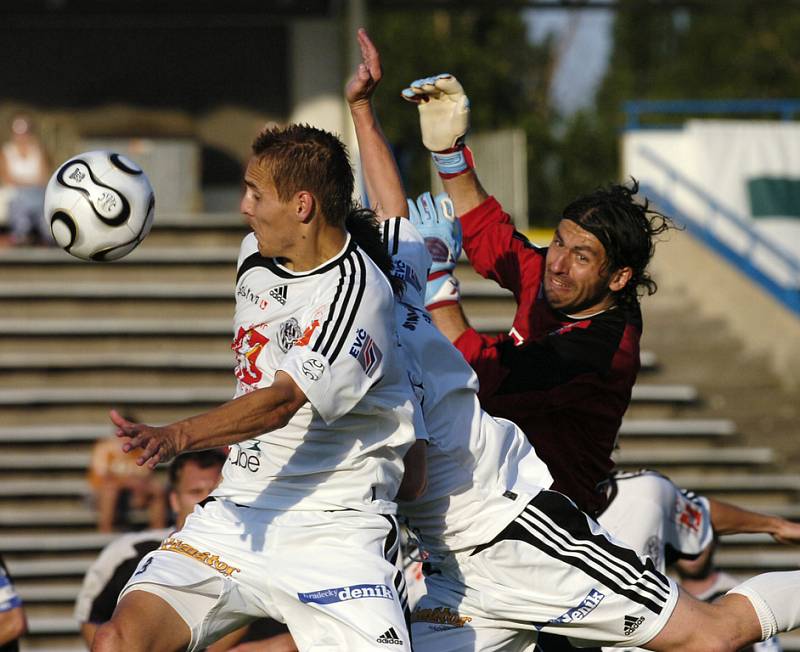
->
[384,218,554,555]
[212,232,417,513]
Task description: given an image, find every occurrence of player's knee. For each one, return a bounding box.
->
[91,621,124,652]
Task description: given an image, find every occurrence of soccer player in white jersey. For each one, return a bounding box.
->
[348,28,800,652]
[91,49,425,652]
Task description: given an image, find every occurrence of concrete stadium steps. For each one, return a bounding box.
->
[1,217,798,650]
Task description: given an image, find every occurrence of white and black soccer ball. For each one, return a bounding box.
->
[44,150,155,261]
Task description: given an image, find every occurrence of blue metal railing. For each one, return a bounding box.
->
[624,99,800,130]
[635,145,800,316]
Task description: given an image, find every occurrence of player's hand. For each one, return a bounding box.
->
[772,518,800,545]
[408,191,462,308]
[345,28,382,110]
[401,74,470,152]
[110,409,180,470]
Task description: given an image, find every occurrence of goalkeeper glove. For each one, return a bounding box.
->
[402,74,474,179]
[407,191,462,310]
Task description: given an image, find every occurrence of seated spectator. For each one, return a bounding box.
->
[76,450,295,651]
[88,432,167,533]
[0,553,27,652]
[0,113,52,247]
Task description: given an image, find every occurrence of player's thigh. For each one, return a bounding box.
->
[92,588,190,652]
[412,586,536,652]
[425,491,680,649]
[273,511,412,651]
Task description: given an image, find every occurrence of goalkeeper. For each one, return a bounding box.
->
[402,74,671,518]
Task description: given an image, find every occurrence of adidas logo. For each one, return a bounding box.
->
[270,285,288,305]
[376,627,403,645]
[623,614,645,636]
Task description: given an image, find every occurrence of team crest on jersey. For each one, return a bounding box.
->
[675,496,704,533]
[278,318,303,353]
[349,328,382,377]
[269,284,288,305]
[232,325,269,385]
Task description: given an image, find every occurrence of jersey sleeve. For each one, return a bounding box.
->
[459,196,545,299]
[0,559,21,613]
[279,266,398,425]
[382,217,431,309]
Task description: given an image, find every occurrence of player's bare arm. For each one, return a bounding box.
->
[708,496,800,544]
[346,28,406,220]
[111,371,307,468]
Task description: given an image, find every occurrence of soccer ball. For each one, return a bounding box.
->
[44,150,155,261]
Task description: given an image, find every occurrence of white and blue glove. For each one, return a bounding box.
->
[407,191,462,310]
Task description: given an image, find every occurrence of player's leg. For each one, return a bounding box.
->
[91,589,190,652]
[272,510,413,651]
[644,571,800,651]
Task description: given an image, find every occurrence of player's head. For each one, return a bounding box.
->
[167,450,226,529]
[248,123,354,226]
[544,179,672,316]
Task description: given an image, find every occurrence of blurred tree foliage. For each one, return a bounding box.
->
[368,1,800,227]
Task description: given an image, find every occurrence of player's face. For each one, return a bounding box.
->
[544,219,625,317]
[169,461,222,529]
[240,157,297,258]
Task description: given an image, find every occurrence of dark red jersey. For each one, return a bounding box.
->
[455,196,642,515]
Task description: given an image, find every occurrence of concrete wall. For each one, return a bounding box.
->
[649,225,800,389]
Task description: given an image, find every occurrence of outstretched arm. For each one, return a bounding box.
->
[346,28,407,220]
[710,497,800,544]
[401,74,488,215]
[111,371,307,469]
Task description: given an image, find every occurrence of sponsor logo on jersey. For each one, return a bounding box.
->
[401,304,431,331]
[376,627,404,645]
[623,614,645,636]
[675,496,704,533]
[412,606,473,628]
[295,319,320,347]
[391,259,422,293]
[229,442,261,473]
[550,319,591,337]
[159,538,240,577]
[237,282,269,311]
[277,318,303,353]
[547,589,605,625]
[297,583,393,605]
[269,284,288,305]
[232,325,269,385]
[349,328,383,377]
[301,357,325,381]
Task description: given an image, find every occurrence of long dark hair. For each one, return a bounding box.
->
[562,179,674,308]
[346,209,403,295]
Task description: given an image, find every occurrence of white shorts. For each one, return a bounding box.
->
[597,469,713,573]
[410,491,679,651]
[120,499,411,651]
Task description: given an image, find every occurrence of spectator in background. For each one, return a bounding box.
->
[88,432,167,533]
[76,449,296,651]
[0,553,27,652]
[0,113,52,247]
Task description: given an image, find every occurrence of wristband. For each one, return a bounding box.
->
[431,144,474,179]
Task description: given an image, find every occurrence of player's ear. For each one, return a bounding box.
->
[295,190,315,223]
[168,490,180,515]
[608,266,633,292]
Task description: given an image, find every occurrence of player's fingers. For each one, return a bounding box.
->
[434,74,463,97]
[401,88,425,104]
[416,192,437,224]
[357,28,382,82]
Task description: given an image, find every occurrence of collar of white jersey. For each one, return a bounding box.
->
[237,233,357,281]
